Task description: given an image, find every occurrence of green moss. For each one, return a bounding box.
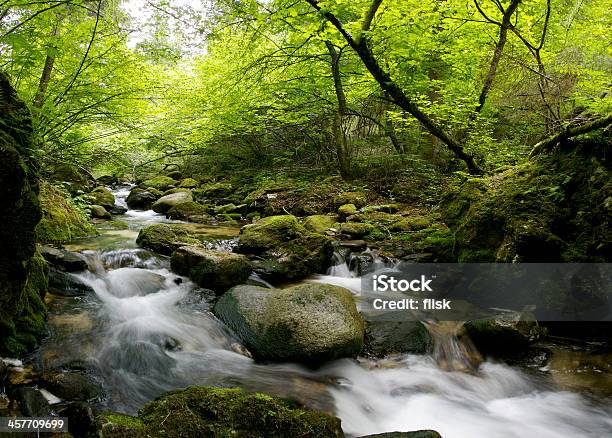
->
[36,181,97,243]
[303,215,337,233]
[339,222,374,238]
[238,215,304,252]
[390,216,432,232]
[2,251,48,356]
[200,182,234,198]
[140,176,176,191]
[167,201,211,222]
[333,191,367,208]
[89,186,115,210]
[136,224,202,255]
[123,386,343,438]
[337,203,357,218]
[179,177,199,188]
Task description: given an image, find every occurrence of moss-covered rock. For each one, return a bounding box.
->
[140,176,176,191]
[0,71,49,356]
[361,204,402,214]
[464,316,546,357]
[165,170,182,181]
[441,141,611,262]
[390,216,432,232]
[363,318,432,357]
[200,181,234,198]
[166,201,212,223]
[179,177,199,188]
[89,186,115,211]
[152,191,193,214]
[136,224,201,255]
[96,386,343,438]
[333,191,367,208]
[338,203,358,219]
[303,215,338,233]
[339,222,375,238]
[126,188,159,210]
[162,187,192,196]
[90,205,111,219]
[36,181,97,243]
[214,284,364,364]
[171,245,252,294]
[236,215,333,281]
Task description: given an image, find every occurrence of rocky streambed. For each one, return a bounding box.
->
[1,187,611,438]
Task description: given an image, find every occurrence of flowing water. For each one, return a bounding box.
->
[35,187,612,437]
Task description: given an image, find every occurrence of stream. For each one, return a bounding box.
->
[34,187,612,437]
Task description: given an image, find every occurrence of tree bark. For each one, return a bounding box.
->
[306,0,482,174]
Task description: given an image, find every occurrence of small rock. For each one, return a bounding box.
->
[48,268,94,296]
[90,205,111,219]
[110,205,128,215]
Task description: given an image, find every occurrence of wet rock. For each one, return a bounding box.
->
[90,205,111,219]
[41,372,102,401]
[348,252,375,275]
[363,317,433,357]
[14,387,52,416]
[236,215,333,281]
[214,284,364,364]
[105,268,166,297]
[96,175,118,186]
[136,224,201,256]
[171,245,251,294]
[110,205,128,215]
[89,187,115,211]
[100,341,176,375]
[140,176,176,191]
[126,188,159,210]
[95,386,342,438]
[48,268,94,296]
[464,314,547,357]
[359,431,442,438]
[166,201,212,223]
[303,215,338,234]
[39,245,88,272]
[152,191,193,214]
[61,401,98,438]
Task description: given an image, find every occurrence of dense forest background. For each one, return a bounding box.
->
[1,0,609,186]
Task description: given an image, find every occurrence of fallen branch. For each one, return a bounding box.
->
[529,114,612,158]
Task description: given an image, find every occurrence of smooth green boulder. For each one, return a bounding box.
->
[171,245,252,293]
[214,284,364,364]
[338,203,357,219]
[136,224,201,256]
[152,191,193,214]
[95,386,343,438]
[340,222,375,238]
[179,177,199,188]
[90,205,111,219]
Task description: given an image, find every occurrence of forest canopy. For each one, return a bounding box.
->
[0,0,610,179]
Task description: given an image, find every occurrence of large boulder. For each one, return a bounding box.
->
[236,215,333,281]
[39,245,88,272]
[363,318,432,357]
[136,224,201,256]
[214,284,364,364]
[0,71,48,356]
[126,188,159,210]
[89,186,115,211]
[171,245,252,293]
[90,205,111,219]
[441,141,611,262]
[152,191,193,214]
[140,176,176,191]
[94,386,343,437]
[464,315,546,357]
[166,201,212,223]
